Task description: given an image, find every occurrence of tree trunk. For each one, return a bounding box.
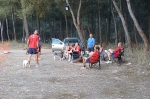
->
[6,18,10,41]
[59,20,63,40]
[22,21,25,43]
[98,1,102,44]
[21,0,29,42]
[105,19,109,45]
[0,20,4,43]
[107,0,112,44]
[111,7,118,45]
[12,9,16,41]
[148,14,150,43]
[112,0,132,50]
[23,15,29,41]
[134,26,139,49]
[71,20,73,37]
[64,14,68,37]
[126,0,149,56]
[66,0,84,42]
[36,15,40,34]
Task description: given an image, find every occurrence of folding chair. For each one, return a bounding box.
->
[112,49,125,65]
[89,55,101,69]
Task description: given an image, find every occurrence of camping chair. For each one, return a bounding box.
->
[112,48,125,65]
[89,55,101,69]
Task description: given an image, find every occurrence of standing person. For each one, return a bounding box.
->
[87,34,95,52]
[27,30,39,67]
[38,37,42,60]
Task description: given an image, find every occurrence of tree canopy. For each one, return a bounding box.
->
[0,0,149,47]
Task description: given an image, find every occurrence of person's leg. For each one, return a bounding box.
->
[68,53,72,61]
[106,49,114,63]
[32,48,39,67]
[107,52,111,60]
[83,57,87,67]
[27,48,32,67]
[35,53,39,67]
[88,48,91,53]
[38,51,41,60]
[28,54,32,67]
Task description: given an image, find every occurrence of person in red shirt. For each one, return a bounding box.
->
[82,46,100,68]
[63,43,71,59]
[73,42,81,54]
[27,30,39,67]
[106,42,123,63]
[68,43,75,61]
[72,42,81,60]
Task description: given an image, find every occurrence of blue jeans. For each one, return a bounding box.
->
[88,47,94,52]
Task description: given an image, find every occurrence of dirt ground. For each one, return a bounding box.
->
[0,44,150,99]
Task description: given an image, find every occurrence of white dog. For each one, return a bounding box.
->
[22,60,30,68]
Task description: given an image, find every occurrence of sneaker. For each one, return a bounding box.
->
[28,61,30,67]
[106,60,112,64]
[38,58,41,60]
[68,59,71,62]
[81,67,86,69]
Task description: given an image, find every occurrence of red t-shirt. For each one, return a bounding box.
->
[90,51,100,63]
[75,45,81,54]
[67,46,72,51]
[114,46,123,58]
[28,34,39,48]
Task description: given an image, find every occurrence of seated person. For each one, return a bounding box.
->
[106,42,124,63]
[82,46,100,68]
[63,43,72,58]
[99,44,103,53]
[72,42,81,60]
[68,43,75,61]
[99,44,107,61]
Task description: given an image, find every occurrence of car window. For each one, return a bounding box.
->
[52,38,62,44]
[64,39,79,44]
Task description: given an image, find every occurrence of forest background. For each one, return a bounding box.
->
[0,0,150,64]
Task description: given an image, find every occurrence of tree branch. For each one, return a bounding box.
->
[77,0,82,26]
[66,0,77,26]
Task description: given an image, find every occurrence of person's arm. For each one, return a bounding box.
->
[100,47,103,53]
[37,37,39,49]
[87,39,89,49]
[40,41,42,47]
[27,39,29,48]
[93,38,95,47]
[88,52,94,58]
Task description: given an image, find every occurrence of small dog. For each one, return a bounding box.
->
[22,60,30,68]
[53,51,64,61]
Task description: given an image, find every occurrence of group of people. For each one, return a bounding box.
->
[63,42,81,62]
[26,31,123,68]
[82,34,124,68]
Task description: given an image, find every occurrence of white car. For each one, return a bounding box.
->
[52,38,64,52]
[52,37,85,52]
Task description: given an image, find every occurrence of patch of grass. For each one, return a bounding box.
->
[102,43,150,65]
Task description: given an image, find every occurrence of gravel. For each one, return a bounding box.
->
[0,47,150,99]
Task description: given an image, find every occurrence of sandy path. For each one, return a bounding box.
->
[0,47,150,99]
